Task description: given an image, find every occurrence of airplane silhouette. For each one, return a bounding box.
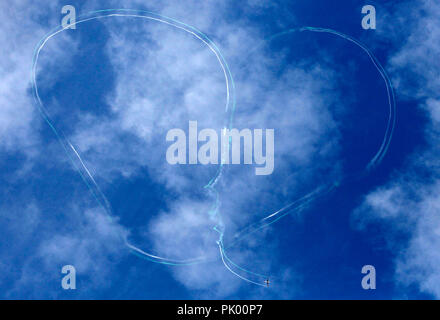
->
[264,279,270,287]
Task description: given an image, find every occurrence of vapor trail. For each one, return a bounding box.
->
[222,27,396,280]
[32,11,395,286]
[32,9,235,266]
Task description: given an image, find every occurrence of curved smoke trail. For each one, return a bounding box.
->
[224,28,396,271]
[32,9,235,266]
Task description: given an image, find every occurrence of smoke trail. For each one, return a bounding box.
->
[32,9,235,266]
[32,11,395,286]
[220,28,396,283]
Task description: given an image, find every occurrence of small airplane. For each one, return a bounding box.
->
[264,279,270,287]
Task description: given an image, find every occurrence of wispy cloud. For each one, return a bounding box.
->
[353,0,440,298]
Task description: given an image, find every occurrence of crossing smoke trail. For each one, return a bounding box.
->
[31,10,395,286]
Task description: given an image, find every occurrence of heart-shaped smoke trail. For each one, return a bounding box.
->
[32,9,395,287]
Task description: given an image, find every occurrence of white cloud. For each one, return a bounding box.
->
[3,202,129,298]
[385,0,440,100]
[0,1,77,154]
[37,207,128,276]
[353,0,440,296]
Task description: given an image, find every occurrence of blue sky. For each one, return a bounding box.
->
[1,0,439,299]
